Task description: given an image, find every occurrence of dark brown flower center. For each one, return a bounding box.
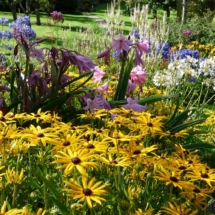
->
[87,144,95,149]
[70,126,76,131]
[188,160,193,164]
[170,176,178,182]
[170,132,175,135]
[34,114,40,117]
[96,129,102,133]
[178,166,186,170]
[63,141,70,146]
[113,135,120,139]
[72,157,81,164]
[150,115,156,118]
[37,133,44,137]
[0,116,5,121]
[147,122,153,127]
[133,150,141,155]
[83,188,92,196]
[110,160,118,164]
[201,173,209,178]
[193,188,201,193]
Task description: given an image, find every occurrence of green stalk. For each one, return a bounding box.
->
[114,60,126,101]
[12,184,18,208]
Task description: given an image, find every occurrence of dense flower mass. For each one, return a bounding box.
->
[1,4,215,215]
[9,15,36,40]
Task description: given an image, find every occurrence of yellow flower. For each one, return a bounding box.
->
[0,201,23,214]
[161,201,198,215]
[53,147,98,176]
[186,167,215,187]
[63,177,109,208]
[5,167,26,184]
[21,125,59,147]
[154,167,191,190]
[99,153,132,167]
[133,208,154,215]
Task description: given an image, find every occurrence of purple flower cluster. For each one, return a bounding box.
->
[9,15,36,41]
[0,17,9,25]
[0,30,12,40]
[182,29,193,38]
[0,54,7,69]
[172,49,199,60]
[50,11,64,24]
[157,42,199,60]
[156,42,170,59]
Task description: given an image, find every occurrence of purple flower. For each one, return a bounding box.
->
[83,92,111,113]
[182,29,192,38]
[111,35,131,57]
[122,97,147,112]
[97,48,111,65]
[30,48,44,61]
[50,11,64,24]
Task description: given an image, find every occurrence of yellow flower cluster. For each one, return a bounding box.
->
[0,106,213,214]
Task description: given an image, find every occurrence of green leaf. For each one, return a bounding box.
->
[169,118,206,133]
[165,109,190,129]
[38,174,58,198]
[63,72,93,88]
[41,94,70,112]
[138,94,178,106]
[160,142,215,154]
[27,177,43,196]
[7,100,21,112]
[49,197,70,215]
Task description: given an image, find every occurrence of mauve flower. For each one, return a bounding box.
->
[30,48,44,61]
[182,29,192,38]
[122,97,147,112]
[136,39,150,56]
[92,66,106,83]
[127,79,136,93]
[97,81,109,92]
[75,54,96,74]
[130,66,147,85]
[97,48,111,65]
[111,35,131,57]
[50,11,64,23]
[83,98,103,113]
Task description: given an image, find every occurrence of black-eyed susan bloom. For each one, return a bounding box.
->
[154,167,191,190]
[161,201,198,215]
[53,147,98,176]
[63,177,109,208]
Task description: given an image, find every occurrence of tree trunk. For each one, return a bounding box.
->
[35,8,41,25]
[182,0,187,23]
[11,5,17,20]
[177,0,182,19]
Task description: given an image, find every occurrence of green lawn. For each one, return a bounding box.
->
[0,3,177,49]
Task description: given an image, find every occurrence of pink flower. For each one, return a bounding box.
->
[127,79,136,94]
[136,39,150,56]
[122,97,147,112]
[111,35,131,57]
[130,66,147,85]
[92,66,106,83]
[97,81,109,92]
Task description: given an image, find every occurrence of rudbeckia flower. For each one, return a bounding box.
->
[161,201,198,215]
[0,201,23,214]
[63,177,109,208]
[53,148,98,176]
